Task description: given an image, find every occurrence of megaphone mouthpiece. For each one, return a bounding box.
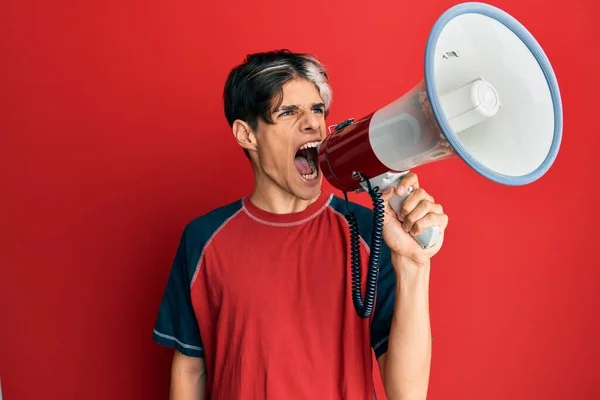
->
[318,80,456,194]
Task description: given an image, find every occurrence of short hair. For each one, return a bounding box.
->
[223,49,332,158]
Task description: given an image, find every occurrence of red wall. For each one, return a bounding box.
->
[1,0,598,398]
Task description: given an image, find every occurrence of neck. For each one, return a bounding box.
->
[250,172,321,215]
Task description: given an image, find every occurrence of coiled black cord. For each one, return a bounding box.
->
[344,177,385,319]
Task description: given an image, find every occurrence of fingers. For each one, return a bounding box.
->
[397,187,434,221]
[401,200,444,234]
[395,172,420,196]
[409,211,449,236]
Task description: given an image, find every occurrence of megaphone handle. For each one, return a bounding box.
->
[387,188,440,249]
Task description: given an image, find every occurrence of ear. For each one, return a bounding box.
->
[232,120,258,152]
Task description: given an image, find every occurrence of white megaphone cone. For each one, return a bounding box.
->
[318,1,562,251]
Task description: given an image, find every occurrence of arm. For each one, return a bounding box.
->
[170,350,207,400]
[153,224,208,398]
[378,256,432,400]
[376,172,448,399]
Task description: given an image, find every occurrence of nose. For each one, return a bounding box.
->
[300,109,320,132]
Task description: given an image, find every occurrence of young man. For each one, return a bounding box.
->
[153,50,449,399]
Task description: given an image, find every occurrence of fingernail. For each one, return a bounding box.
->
[397,187,404,195]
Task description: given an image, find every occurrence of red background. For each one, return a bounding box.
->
[1,0,599,398]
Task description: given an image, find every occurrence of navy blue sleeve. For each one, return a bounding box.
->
[153,225,204,358]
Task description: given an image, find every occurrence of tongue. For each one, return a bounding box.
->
[294,155,313,175]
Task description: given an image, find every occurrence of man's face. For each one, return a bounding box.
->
[251,78,327,200]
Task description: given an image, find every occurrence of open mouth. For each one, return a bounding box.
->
[294,141,320,181]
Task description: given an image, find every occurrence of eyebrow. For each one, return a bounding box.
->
[274,102,325,113]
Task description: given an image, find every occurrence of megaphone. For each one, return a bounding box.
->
[318,2,562,318]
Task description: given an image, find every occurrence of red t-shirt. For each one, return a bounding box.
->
[153,191,396,399]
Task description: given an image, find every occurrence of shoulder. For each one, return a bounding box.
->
[183,198,244,243]
[176,199,244,268]
[328,194,373,218]
[328,194,377,243]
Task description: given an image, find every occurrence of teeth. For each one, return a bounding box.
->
[301,159,318,180]
[300,141,320,150]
